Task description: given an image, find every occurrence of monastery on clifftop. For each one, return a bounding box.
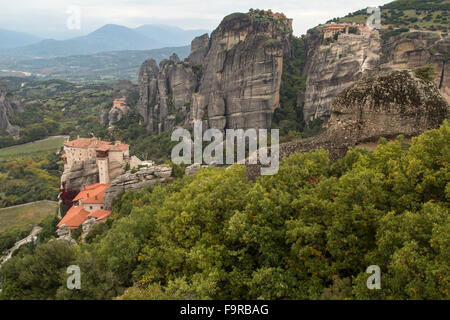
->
[58,136,151,233]
[62,136,129,184]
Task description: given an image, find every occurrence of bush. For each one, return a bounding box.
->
[414,65,436,81]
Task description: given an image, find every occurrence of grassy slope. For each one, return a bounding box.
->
[0,201,58,232]
[0,136,67,161]
[331,0,449,33]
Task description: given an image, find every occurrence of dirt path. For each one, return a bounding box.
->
[0,226,42,264]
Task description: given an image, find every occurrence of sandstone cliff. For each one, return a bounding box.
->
[60,158,126,191]
[301,28,381,121]
[103,165,172,208]
[186,33,209,66]
[301,28,450,121]
[247,69,449,179]
[0,82,24,135]
[102,163,209,208]
[60,159,100,191]
[138,53,197,133]
[138,11,292,133]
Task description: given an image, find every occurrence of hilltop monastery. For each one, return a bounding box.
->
[58,136,150,232]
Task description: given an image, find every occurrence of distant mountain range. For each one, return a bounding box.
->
[0,24,209,58]
[0,29,42,49]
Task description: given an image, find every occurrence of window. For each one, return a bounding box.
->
[90,206,93,210]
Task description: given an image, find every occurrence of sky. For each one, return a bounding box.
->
[0,0,390,39]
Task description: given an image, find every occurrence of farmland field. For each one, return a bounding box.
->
[0,201,58,232]
[0,135,68,161]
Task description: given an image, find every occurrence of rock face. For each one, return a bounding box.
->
[187,33,210,66]
[138,54,197,133]
[380,32,450,102]
[101,102,130,127]
[103,162,211,208]
[301,29,450,121]
[326,70,448,142]
[60,159,99,191]
[301,29,381,121]
[61,156,126,191]
[247,69,449,179]
[137,11,292,133]
[81,218,97,243]
[0,82,24,135]
[103,165,173,208]
[56,225,76,245]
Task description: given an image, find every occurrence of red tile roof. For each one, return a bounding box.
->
[57,206,90,229]
[73,183,110,204]
[324,26,345,29]
[88,209,112,221]
[58,183,111,229]
[108,144,129,151]
[64,137,106,148]
[64,137,129,152]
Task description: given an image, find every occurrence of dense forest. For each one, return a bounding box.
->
[1,120,448,300]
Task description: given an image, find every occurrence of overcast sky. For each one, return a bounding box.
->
[0,0,390,39]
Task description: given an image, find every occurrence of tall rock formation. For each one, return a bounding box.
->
[0,82,24,135]
[301,26,450,121]
[187,33,210,66]
[138,53,198,133]
[138,11,292,133]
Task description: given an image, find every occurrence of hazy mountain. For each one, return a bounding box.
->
[134,25,209,47]
[4,24,163,58]
[0,29,41,49]
[1,24,207,58]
